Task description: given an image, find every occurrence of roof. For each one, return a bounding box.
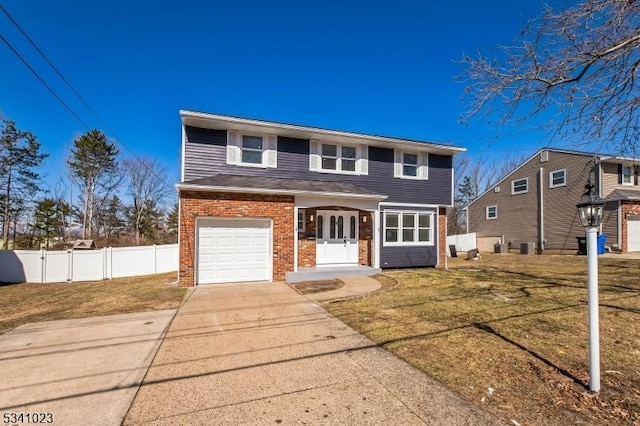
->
[176,174,388,200]
[604,189,640,202]
[180,110,465,156]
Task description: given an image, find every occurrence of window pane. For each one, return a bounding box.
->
[402,229,415,242]
[242,150,262,164]
[298,211,304,230]
[418,229,430,242]
[317,215,323,238]
[402,214,415,227]
[385,229,398,242]
[350,216,356,239]
[342,159,356,172]
[403,165,418,177]
[322,144,337,156]
[403,153,418,165]
[386,213,398,228]
[513,179,527,192]
[322,158,337,170]
[623,167,633,184]
[342,146,356,158]
[337,216,344,239]
[330,216,336,239]
[418,214,430,228]
[242,135,262,150]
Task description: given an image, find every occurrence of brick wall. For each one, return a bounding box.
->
[179,191,294,287]
[436,207,447,269]
[621,201,640,252]
[358,211,373,266]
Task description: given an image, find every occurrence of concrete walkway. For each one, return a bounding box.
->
[0,310,176,426]
[124,282,500,425]
[306,275,382,302]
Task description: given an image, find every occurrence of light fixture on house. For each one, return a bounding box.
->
[309,214,314,222]
[362,215,367,223]
[575,180,605,393]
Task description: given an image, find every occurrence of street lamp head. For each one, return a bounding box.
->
[576,180,605,227]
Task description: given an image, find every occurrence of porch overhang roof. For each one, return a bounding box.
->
[604,189,640,202]
[176,174,388,201]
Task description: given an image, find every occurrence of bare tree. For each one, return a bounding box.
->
[123,156,171,245]
[460,0,640,156]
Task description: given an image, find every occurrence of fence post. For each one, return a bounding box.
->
[66,249,73,282]
[40,248,46,284]
[153,244,157,274]
[107,247,113,279]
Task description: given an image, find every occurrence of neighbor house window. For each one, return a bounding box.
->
[394,151,428,180]
[241,135,263,164]
[622,165,634,185]
[486,205,497,220]
[511,178,528,194]
[297,210,305,232]
[549,169,566,188]
[384,211,433,246]
[321,143,357,172]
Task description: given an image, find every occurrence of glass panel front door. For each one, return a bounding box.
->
[316,210,359,266]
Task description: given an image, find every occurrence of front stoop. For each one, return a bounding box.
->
[286,265,381,283]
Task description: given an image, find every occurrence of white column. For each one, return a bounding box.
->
[373,209,380,269]
[586,226,600,392]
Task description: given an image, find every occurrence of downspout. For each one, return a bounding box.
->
[538,168,544,252]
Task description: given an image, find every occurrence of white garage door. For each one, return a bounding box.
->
[197,219,271,284]
[628,215,640,252]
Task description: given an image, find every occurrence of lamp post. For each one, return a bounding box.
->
[576,181,605,392]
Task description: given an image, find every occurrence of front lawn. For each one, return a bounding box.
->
[0,272,186,334]
[325,254,640,425]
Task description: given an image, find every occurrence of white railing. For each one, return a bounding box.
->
[446,233,477,255]
[0,244,178,284]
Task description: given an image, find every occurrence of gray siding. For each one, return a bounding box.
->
[468,151,597,251]
[184,126,453,205]
[379,205,438,268]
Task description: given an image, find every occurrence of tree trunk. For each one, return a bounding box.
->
[2,165,12,249]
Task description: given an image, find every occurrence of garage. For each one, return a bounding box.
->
[197,218,272,284]
[628,215,640,252]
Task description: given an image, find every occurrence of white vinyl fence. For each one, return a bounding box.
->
[0,244,178,284]
[446,233,477,256]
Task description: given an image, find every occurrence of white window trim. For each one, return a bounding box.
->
[549,169,567,188]
[394,150,428,180]
[622,165,634,186]
[309,140,368,175]
[486,205,497,220]
[297,210,306,233]
[226,131,277,168]
[511,177,529,195]
[383,210,434,247]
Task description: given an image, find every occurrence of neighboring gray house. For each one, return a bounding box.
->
[176,111,465,286]
[466,148,640,253]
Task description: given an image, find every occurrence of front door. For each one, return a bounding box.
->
[316,210,359,266]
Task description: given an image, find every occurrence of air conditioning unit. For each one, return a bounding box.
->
[520,242,536,255]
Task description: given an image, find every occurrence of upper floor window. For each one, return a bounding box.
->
[309,141,368,175]
[549,169,566,188]
[394,151,428,180]
[511,177,528,195]
[383,211,433,246]
[226,131,277,168]
[486,205,497,220]
[622,165,634,185]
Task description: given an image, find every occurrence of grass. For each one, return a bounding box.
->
[0,272,187,334]
[324,254,640,426]
[290,279,345,294]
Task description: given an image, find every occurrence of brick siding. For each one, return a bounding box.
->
[437,207,447,269]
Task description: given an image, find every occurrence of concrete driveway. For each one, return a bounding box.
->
[124,283,500,425]
[0,310,176,426]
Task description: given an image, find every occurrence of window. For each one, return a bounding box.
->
[394,151,428,179]
[321,143,357,172]
[549,169,566,188]
[226,131,277,168]
[241,135,263,164]
[622,165,634,185]
[297,210,305,232]
[384,211,433,246]
[511,178,528,195]
[486,205,497,220]
[316,215,324,238]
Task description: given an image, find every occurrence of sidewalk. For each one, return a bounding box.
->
[124,282,501,425]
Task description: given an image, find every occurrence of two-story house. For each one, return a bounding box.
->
[176,110,464,286]
[466,148,640,253]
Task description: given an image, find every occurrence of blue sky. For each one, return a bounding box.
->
[1,0,572,193]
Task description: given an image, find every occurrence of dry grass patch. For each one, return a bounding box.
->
[326,254,640,425]
[0,272,186,334]
[290,279,345,294]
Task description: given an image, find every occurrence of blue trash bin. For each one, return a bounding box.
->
[597,234,607,255]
